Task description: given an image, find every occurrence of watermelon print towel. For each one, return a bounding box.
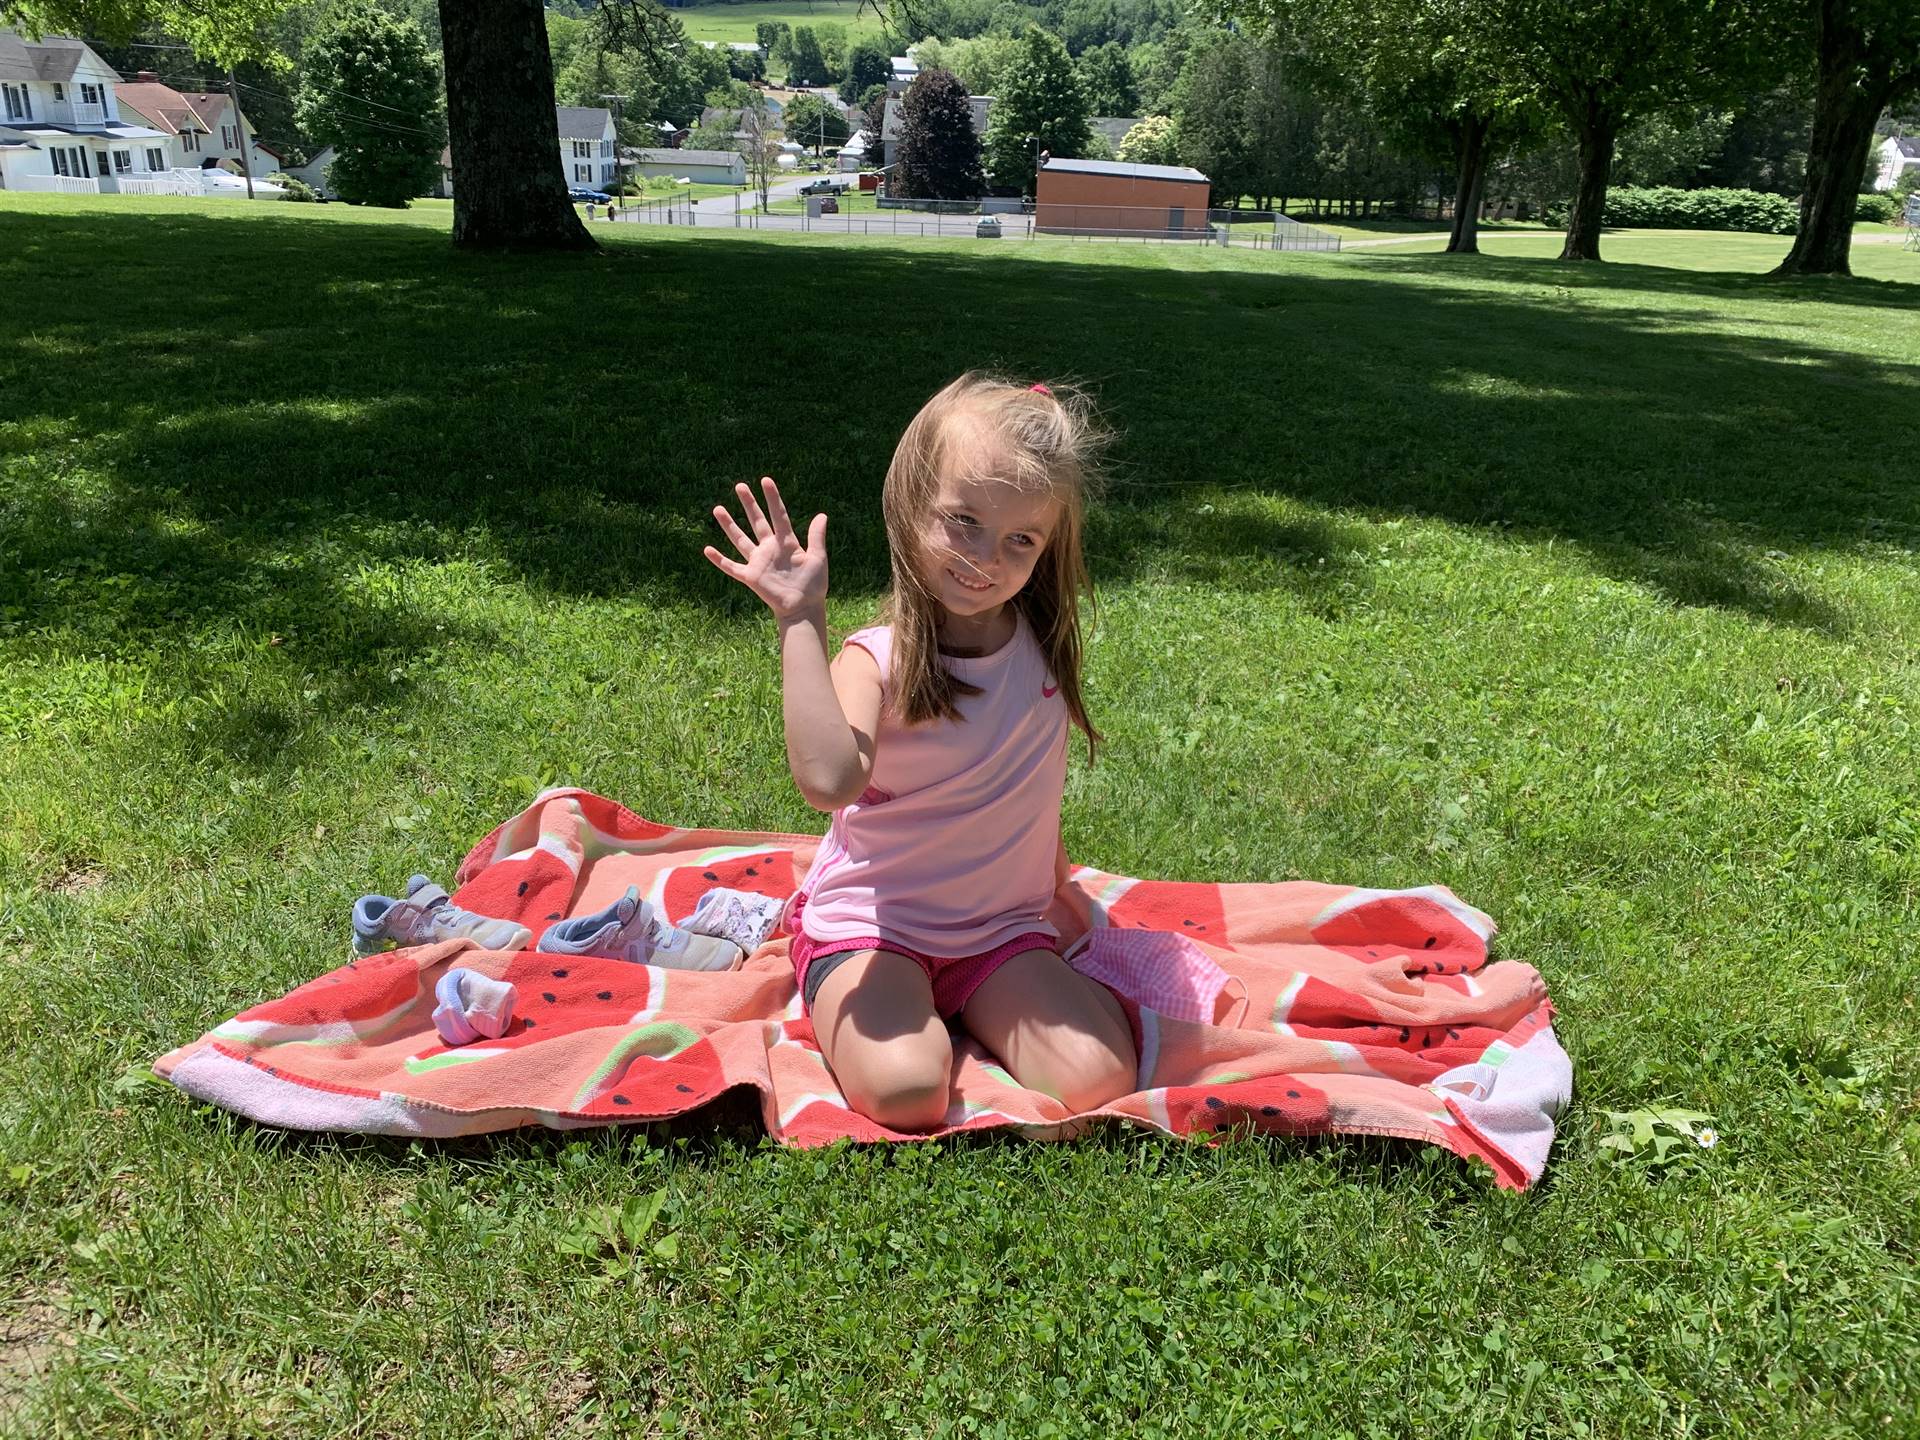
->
[156,789,1573,1189]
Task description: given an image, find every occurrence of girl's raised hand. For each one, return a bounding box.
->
[703,477,829,620]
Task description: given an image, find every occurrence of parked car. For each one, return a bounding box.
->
[976,215,1003,238]
[799,178,846,195]
[568,187,612,203]
[197,168,287,199]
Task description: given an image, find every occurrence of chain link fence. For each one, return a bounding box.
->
[610,192,1341,251]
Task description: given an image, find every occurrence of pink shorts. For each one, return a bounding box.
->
[787,892,1056,1019]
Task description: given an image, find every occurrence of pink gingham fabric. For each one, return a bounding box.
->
[1067,928,1235,1024]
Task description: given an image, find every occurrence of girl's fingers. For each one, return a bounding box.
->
[761,477,796,540]
[807,511,828,554]
[713,505,755,560]
[735,479,773,541]
[701,545,746,581]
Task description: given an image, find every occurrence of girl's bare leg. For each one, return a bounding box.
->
[961,949,1137,1131]
[809,950,954,1132]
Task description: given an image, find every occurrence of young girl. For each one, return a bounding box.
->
[702,373,1137,1132]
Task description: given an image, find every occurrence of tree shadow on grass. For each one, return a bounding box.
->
[3,205,1916,671]
[1355,248,1920,311]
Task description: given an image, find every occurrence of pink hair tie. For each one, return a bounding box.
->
[1029,382,1052,396]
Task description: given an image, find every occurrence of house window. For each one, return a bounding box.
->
[601,140,611,156]
[1,84,27,120]
[81,82,102,105]
[52,83,64,101]
[146,147,164,170]
[222,125,234,149]
[113,150,132,173]
[183,130,199,154]
[50,147,69,176]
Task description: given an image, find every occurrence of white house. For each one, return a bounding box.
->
[1874,136,1920,192]
[630,147,745,185]
[0,29,172,192]
[559,105,616,188]
[880,93,991,171]
[281,144,337,196]
[114,73,276,178]
[113,76,211,169]
[836,130,873,172]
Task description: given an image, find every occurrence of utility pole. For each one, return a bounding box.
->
[600,91,627,205]
[226,67,254,199]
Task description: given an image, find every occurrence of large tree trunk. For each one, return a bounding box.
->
[1773,4,1892,278]
[1445,113,1492,255]
[1560,100,1618,261]
[439,0,594,251]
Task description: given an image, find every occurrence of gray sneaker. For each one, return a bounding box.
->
[351,874,532,956]
[538,885,742,971]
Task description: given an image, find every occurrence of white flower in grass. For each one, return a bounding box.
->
[1696,1127,1719,1149]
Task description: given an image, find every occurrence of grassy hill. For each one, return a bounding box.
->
[670,0,888,47]
[3,193,1916,1437]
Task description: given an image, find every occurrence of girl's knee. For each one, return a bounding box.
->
[1054,1043,1137,1112]
[853,1051,952,1131]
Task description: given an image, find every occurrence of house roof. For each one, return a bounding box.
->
[1892,137,1920,159]
[3,117,165,140]
[178,92,231,132]
[10,33,88,81]
[1041,156,1208,184]
[115,82,211,137]
[556,106,613,140]
[632,147,742,167]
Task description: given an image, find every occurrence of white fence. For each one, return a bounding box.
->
[120,170,205,197]
[15,174,98,194]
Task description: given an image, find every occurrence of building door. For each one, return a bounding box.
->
[1168,206,1184,235]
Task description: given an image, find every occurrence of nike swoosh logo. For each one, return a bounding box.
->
[1042,682,1059,697]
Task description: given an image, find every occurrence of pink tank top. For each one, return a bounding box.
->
[790,610,1069,959]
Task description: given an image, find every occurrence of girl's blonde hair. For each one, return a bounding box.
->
[877,371,1104,759]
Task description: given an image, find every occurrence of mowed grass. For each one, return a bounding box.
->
[2,192,1918,1436]
[671,0,887,46]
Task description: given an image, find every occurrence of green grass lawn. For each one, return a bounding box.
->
[672,0,886,49]
[3,193,1917,1436]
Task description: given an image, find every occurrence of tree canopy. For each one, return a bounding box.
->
[981,26,1093,194]
[894,65,985,199]
[295,0,444,208]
